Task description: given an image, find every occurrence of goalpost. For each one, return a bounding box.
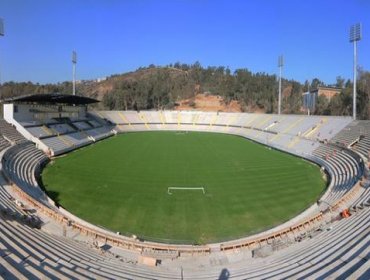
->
[167,187,205,195]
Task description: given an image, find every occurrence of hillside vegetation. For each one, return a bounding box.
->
[1,62,369,118]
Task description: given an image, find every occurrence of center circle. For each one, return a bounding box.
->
[41,131,326,244]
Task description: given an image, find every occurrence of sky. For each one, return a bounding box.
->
[0,0,369,85]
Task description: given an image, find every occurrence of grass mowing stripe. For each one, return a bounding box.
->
[42,131,326,244]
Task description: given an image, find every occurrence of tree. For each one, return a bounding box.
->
[1,62,368,117]
[315,95,329,115]
[311,78,323,89]
[286,81,302,113]
[335,76,345,88]
[102,93,115,110]
[357,69,370,119]
[303,80,310,92]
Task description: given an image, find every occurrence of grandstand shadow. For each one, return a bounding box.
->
[218,268,230,280]
[100,244,112,251]
[44,189,61,206]
[39,179,62,206]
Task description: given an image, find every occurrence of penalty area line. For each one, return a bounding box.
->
[167,186,206,195]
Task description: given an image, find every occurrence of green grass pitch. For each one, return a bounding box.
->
[42,131,326,244]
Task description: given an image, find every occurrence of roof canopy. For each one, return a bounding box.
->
[1,93,99,105]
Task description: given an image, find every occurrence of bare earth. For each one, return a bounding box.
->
[175,94,242,112]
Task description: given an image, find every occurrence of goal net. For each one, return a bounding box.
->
[167,186,205,195]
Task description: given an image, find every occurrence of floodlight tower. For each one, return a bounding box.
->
[0,19,3,37]
[0,19,4,98]
[278,55,284,115]
[349,23,362,120]
[72,51,77,95]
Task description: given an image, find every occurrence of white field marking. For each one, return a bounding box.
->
[167,187,205,195]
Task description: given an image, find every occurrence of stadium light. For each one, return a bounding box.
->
[349,23,362,120]
[278,55,284,115]
[0,18,4,99]
[72,51,77,96]
[0,18,4,36]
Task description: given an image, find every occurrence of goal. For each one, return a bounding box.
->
[167,187,205,195]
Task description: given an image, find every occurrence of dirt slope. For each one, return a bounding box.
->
[175,94,242,112]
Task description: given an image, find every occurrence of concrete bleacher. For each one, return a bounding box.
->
[25,125,53,139]
[17,116,115,156]
[0,192,368,279]
[41,136,73,155]
[73,121,93,130]
[180,207,370,279]
[0,136,11,151]
[0,216,184,280]
[352,186,370,209]
[101,111,354,158]
[1,142,53,208]
[313,144,364,206]
[0,112,369,279]
[331,120,370,160]
[88,119,104,128]
[63,131,93,147]
[85,126,115,141]
[48,123,75,134]
[0,119,28,144]
[40,125,114,156]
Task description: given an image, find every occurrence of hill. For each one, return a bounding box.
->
[84,65,294,113]
[83,67,190,102]
[0,63,369,118]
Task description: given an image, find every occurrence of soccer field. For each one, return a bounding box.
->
[42,131,326,244]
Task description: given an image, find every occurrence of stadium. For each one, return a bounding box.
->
[0,93,369,279]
